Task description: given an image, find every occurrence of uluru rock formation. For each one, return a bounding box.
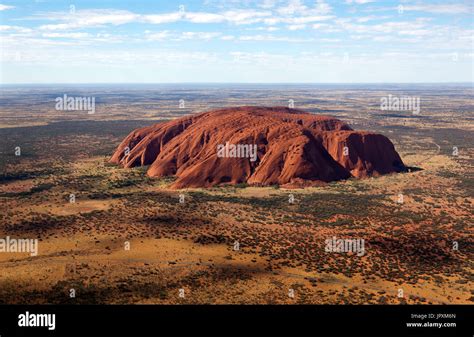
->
[110,106,405,188]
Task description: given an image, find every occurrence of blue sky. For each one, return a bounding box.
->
[0,0,473,83]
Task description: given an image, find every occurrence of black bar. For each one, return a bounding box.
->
[0,305,472,337]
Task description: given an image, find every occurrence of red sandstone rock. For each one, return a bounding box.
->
[110,106,405,188]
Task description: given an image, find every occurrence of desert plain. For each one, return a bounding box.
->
[0,84,472,304]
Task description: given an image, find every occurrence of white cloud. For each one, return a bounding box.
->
[79,10,139,25]
[262,17,280,25]
[143,12,183,24]
[39,10,140,30]
[166,10,272,25]
[239,34,313,42]
[314,0,333,15]
[276,0,332,16]
[277,0,307,15]
[42,32,91,38]
[264,14,334,25]
[402,4,472,14]
[311,23,341,33]
[0,4,14,11]
[345,0,375,4]
[180,31,221,40]
[144,30,172,41]
[288,24,306,30]
[336,18,429,34]
[222,10,272,24]
[143,30,223,42]
[267,26,280,32]
[184,12,223,23]
[260,0,277,9]
[287,15,335,24]
[4,1,472,65]
[251,26,280,32]
[397,29,431,36]
[39,23,75,31]
[35,9,273,30]
[0,25,32,33]
[355,15,391,23]
[320,38,341,42]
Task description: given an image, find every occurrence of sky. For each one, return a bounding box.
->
[0,0,473,83]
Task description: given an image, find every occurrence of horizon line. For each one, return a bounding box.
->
[1,82,473,86]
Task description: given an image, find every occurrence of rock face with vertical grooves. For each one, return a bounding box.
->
[110,106,405,188]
